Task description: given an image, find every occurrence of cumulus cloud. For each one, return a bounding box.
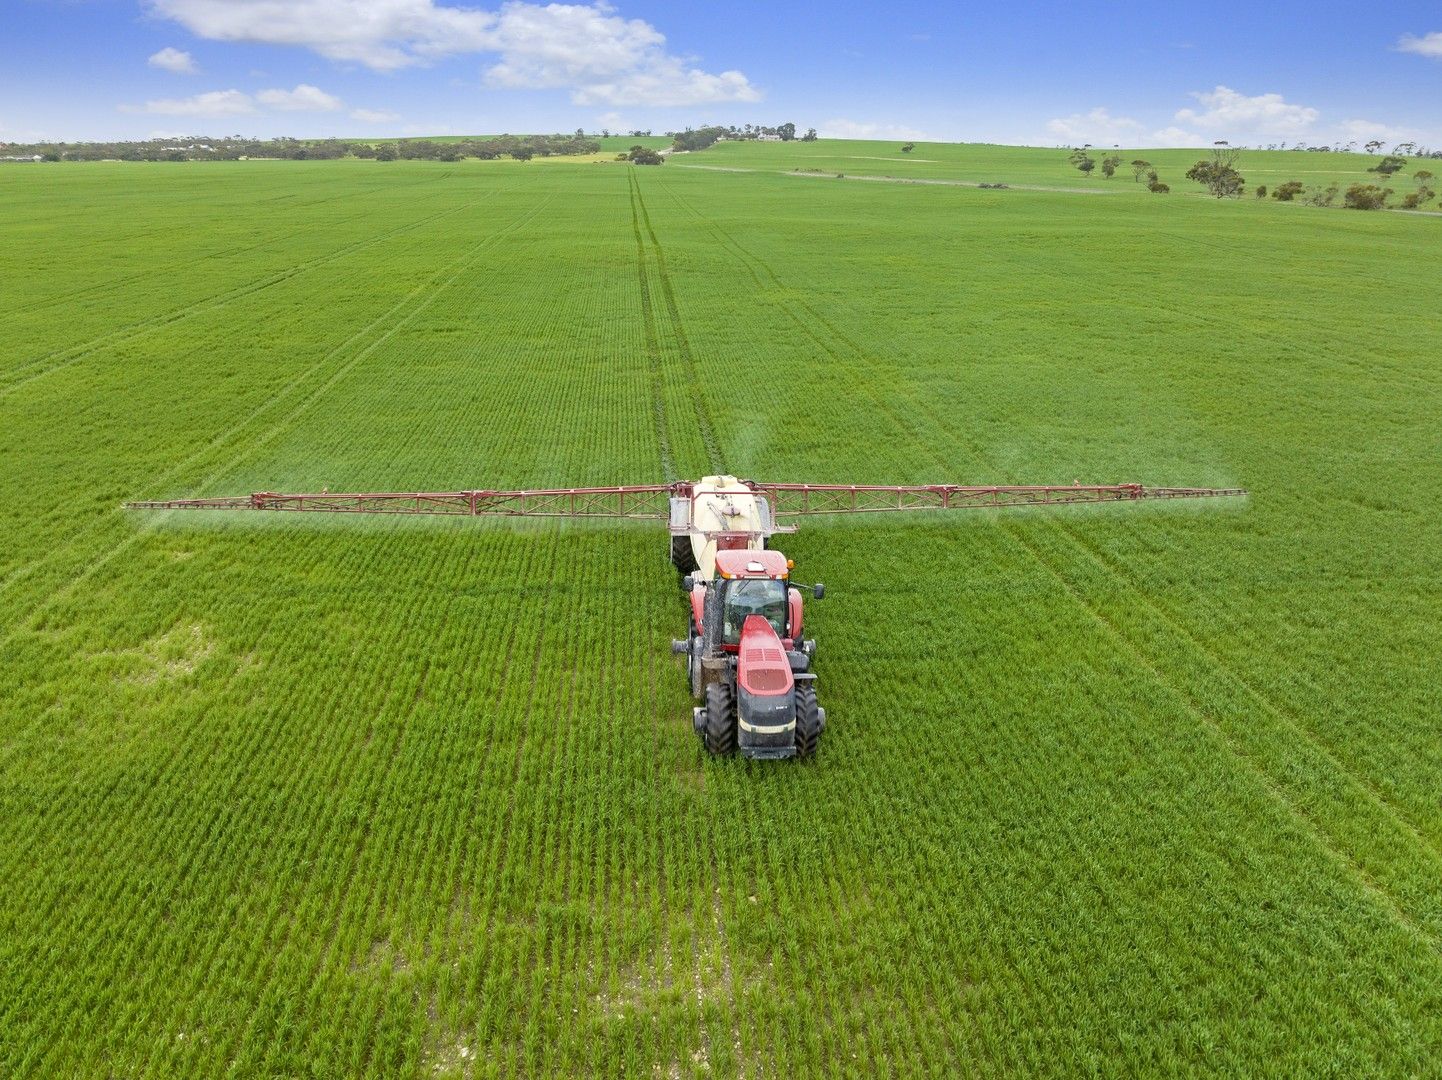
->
[1175,85,1318,137]
[122,85,345,116]
[350,107,399,122]
[123,89,256,116]
[1397,31,1442,59]
[147,0,760,105]
[1045,107,1142,143]
[256,83,343,110]
[818,118,928,140]
[148,46,198,74]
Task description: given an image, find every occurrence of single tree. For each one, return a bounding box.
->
[1130,158,1151,183]
[1403,169,1436,209]
[628,146,664,165]
[1369,155,1406,178]
[801,128,818,142]
[1100,154,1122,178]
[1364,140,1384,154]
[901,142,916,153]
[777,122,797,141]
[1186,147,1245,197]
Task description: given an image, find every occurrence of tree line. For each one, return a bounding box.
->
[0,132,602,163]
[1064,145,1436,210]
[669,123,816,153]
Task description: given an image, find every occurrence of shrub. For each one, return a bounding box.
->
[1148,180,1170,193]
[1306,184,1339,207]
[1343,183,1391,210]
[1255,185,1267,199]
[1272,181,1305,201]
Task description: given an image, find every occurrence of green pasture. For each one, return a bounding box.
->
[678,137,1425,195]
[1,147,1439,1076]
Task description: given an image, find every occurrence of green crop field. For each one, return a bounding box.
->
[2,142,1440,1077]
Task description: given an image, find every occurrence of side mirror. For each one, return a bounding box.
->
[682,575,695,591]
[813,583,825,600]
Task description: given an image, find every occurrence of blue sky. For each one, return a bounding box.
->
[3,0,1440,146]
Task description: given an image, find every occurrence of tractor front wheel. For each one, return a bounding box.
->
[794,683,822,758]
[702,682,737,756]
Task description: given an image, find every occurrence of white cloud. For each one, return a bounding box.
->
[818,118,928,140]
[256,84,343,111]
[123,89,257,117]
[1397,31,1442,59]
[1045,107,1142,143]
[350,107,399,122]
[1150,125,1200,145]
[1175,85,1318,137]
[121,84,344,117]
[148,46,198,74]
[148,0,760,105]
[1338,119,1413,143]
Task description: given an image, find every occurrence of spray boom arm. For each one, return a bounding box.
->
[127,480,1245,527]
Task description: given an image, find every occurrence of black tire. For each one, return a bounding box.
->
[794,683,821,758]
[671,535,698,574]
[703,681,737,756]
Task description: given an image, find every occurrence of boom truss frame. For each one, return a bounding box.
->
[127,480,1246,524]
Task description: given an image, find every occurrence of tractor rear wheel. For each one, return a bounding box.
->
[671,535,698,575]
[703,681,737,756]
[794,684,822,758]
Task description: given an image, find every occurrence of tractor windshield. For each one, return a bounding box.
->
[722,578,787,644]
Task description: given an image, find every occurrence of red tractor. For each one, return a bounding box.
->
[674,549,826,760]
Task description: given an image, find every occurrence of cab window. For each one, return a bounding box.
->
[722,578,787,644]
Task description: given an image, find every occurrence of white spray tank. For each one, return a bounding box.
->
[669,475,773,582]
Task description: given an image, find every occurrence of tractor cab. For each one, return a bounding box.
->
[687,549,799,652]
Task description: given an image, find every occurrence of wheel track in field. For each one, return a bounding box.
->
[2,172,460,320]
[0,192,553,654]
[626,171,677,482]
[0,196,479,396]
[629,171,725,475]
[655,176,1442,936]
